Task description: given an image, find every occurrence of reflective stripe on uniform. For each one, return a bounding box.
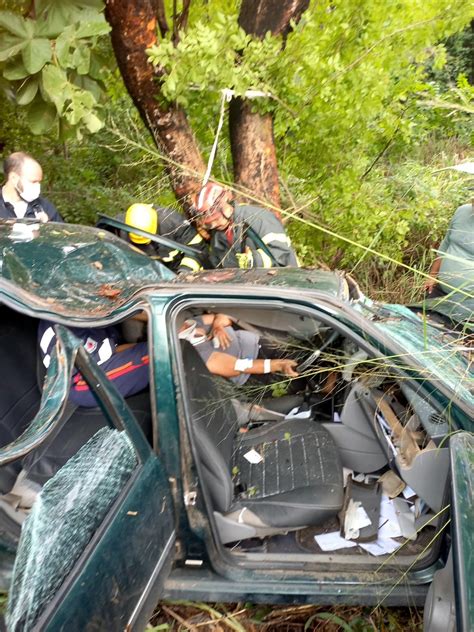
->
[261,232,291,246]
[188,233,205,246]
[256,249,273,268]
[180,256,202,272]
[40,326,55,354]
[162,249,179,263]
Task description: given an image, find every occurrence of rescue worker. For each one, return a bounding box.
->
[192,182,298,269]
[38,315,149,408]
[0,152,62,222]
[122,203,207,274]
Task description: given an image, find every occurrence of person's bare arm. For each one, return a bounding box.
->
[205,352,298,378]
[424,257,442,293]
[200,313,233,349]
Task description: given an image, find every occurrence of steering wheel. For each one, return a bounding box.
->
[297,330,341,373]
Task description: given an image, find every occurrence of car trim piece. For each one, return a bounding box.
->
[126,530,176,631]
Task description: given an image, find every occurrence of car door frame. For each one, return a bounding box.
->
[164,293,452,595]
[5,322,177,632]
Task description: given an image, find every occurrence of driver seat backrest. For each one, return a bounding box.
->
[182,342,239,513]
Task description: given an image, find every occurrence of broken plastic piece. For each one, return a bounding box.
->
[340,476,382,542]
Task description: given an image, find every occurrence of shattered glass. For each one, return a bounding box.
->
[6,428,137,632]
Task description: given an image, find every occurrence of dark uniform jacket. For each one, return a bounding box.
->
[120,207,207,274]
[209,204,298,269]
[0,190,62,222]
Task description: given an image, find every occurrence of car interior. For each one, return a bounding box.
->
[176,303,453,570]
[0,301,454,575]
[0,305,152,546]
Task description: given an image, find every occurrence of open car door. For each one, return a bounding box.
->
[4,326,176,632]
[423,432,474,632]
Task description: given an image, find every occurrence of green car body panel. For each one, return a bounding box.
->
[0,221,472,629]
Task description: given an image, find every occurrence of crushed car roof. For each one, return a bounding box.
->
[0,221,173,318]
[0,222,347,319]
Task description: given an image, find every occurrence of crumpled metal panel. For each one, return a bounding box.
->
[374,304,473,408]
[174,267,346,297]
[0,222,174,317]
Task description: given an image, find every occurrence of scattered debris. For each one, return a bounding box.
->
[98,284,121,300]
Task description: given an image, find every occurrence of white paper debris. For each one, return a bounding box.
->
[315,531,357,551]
[243,449,263,464]
[402,485,416,499]
[285,407,311,420]
[378,496,403,539]
[333,412,342,423]
[392,497,417,541]
[344,499,372,540]
[359,537,401,556]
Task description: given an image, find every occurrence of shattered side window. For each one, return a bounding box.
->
[373,305,473,409]
[7,427,137,632]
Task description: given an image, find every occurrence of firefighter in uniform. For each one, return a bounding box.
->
[122,203,207,273]
[192,182,298,269]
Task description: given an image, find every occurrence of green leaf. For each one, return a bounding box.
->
[3,57,29,80]
[26,98,57,134]
[36,6,71,38]
[55,25,76,67]
[41,63,69,109]
[75,19,110,39]
[83,111,102,133]
[0,33,26,62]
[0,11,29,38]
[73,74,102,101]
[22,38,52,74]
[16,76,39,105]
[72,46,91,74]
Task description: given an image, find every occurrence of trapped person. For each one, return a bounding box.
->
[424,199,474,308]
[192,182,298,269]
[38,317,149,408]
[0,152,62,222]
[121,203,207,273]
[179,313,298,385]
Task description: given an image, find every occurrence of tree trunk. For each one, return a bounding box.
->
[105,0,205,209]
[229,0,310,211]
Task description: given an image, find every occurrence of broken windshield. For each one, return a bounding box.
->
[373,304,473,410]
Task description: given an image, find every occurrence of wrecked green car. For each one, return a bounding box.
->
[0,221,472,632]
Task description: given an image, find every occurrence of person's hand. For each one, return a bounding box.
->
[211,314,232,350]
[272,359,299,377]
[423,277,437,294]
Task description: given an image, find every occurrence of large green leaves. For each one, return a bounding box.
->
[22,38,51,73]
[16,76,38,104]
[26,99,58,134]
[0,1,110,138]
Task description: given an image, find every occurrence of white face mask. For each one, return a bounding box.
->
[16,179,41,203]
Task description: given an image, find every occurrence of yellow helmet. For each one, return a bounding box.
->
[124,203,158,244]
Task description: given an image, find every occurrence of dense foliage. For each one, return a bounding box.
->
[0,1,472,291]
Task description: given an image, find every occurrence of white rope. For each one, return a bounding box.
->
[201,88,272,187]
